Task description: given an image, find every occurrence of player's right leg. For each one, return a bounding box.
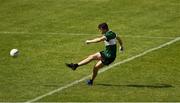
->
[66,52,102,70]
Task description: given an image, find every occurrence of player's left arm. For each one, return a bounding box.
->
[85,36,106,44]
[116,36,124,51]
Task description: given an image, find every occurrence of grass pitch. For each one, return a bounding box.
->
[0,0,180,102]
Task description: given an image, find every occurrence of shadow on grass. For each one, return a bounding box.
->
[96,83,173,88]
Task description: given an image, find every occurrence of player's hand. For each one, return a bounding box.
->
[119,46,124,52]
[85,40,91,44]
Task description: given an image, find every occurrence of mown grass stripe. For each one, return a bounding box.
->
[0,31,177,39]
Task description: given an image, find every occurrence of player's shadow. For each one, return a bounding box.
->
[96,83,173,88]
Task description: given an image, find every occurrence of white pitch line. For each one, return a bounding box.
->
[0,31,90,35]
[0,31,178,39]
[122,35,177,39]
[25,37,180,103]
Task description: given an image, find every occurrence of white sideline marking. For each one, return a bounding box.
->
[25,37,180,103]
[0,31,177,39]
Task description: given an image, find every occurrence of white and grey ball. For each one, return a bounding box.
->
[10,49,19,57]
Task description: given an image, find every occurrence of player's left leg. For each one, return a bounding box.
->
[87,60,104,85]
[78,52,102,66]
[66,52,102,70]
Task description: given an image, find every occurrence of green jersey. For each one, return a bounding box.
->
[103,30,117,58]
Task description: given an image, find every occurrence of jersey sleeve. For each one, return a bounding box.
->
[105,31,116,41]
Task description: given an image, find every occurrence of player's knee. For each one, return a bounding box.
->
[88,54,95,59]
[94,65,100,70]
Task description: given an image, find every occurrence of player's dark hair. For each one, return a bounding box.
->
[98,23,109,30]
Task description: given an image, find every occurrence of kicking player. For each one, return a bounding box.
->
[66,23,124,85]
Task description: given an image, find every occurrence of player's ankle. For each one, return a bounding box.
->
[74,63,79,68]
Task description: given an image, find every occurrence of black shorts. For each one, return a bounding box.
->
[100,51,116,65]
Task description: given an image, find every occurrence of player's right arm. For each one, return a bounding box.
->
[85,36,106,44]
[116,36,124,51]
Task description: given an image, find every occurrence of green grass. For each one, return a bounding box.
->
[0,0,180,102]
[39,41,180,102]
